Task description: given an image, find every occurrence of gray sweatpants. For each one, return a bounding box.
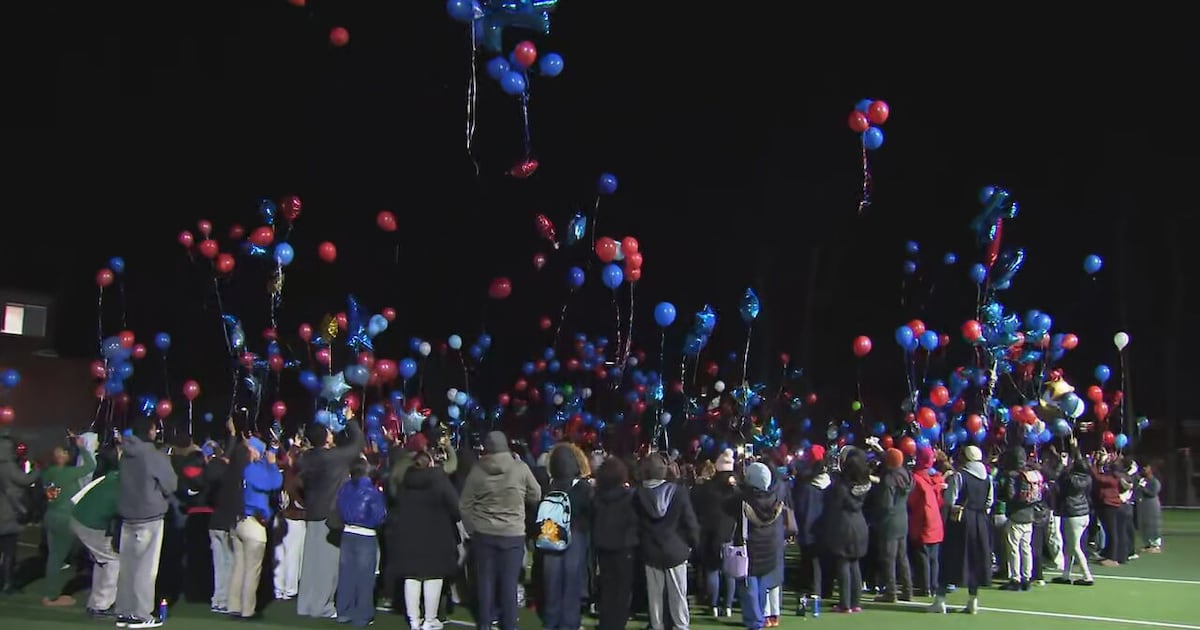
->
[115,519,164,619]
[70,518,119,611]
[297,519,339,618]
[646,563,689,630]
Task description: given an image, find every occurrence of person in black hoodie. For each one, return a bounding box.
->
[635,452,699,630]
[691,449,738,618]
[592,457,638,630]
[790,445,830,601]
[296,419,365,619]
[824,447,870,614]
[176,436,217,605]
[738,463,785,630]
[868,448,913,602]
[1054,441,1093,585]
[205,432,234,614]
[539,443,593,630]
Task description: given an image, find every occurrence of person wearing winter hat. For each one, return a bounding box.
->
[460,431,542,630]
[791,445,831,603]
[737,462,785,628]
[635,452,699,630]
[939,443,994,614]
[907,446,945,608]
[868,449,913,602]
[692,449,739,618]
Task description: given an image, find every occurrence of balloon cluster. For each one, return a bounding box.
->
[486,40,564,97]
[595,235,643,286]
[847,98,890,151]
[447,0,560,54]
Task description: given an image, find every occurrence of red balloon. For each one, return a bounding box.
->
[377,210,397,232]
[533,253,547,271]
[315,347,331,365]
[280,195,302,221]
[96,269,115,288]
[178,230,195,248]
[625,251,643,270]
[961,319,983,342]
[356,352,374,369]
[539,316,552,331]
[298,323,313,342]
[132,344,146,360]
[488,277,512,300]
[880,434,894,449]
[118,330,135,348]
[250,226,275,246]
[907,319,927,338]
[851,335,872,358]
[181,380,201,401]
[986,219,1003,268]
[215,253,236,275]
[344,392,360,412]
[508,157,539,179]
[241,352,256,368]
[272,400,288,420]
[534,214,558,246]
[381,307,396,322]
[336,312,348,330]
[917,407,937,429]
[595,237,618,263]
[513,40,537,68]
[497,393,511,407]
[1101,430,1115,446]
[287,0,305,6]
[806,393,818,405]
[621,236,640,254]
[1061,333,1079,350]
[197,240,219,259]
[951,398,967,414]
[1086,385,1104,403]
[329,26,350,47]
[514,378,528,392]
[867,100,890,125]
[965,413,983,433]
[197,220,212,237]
[898,436,916,456]
[229,224,246,240]
[848,110,869,133]
[156,399,173,419]
[939,334,950,348]
[780,352,791,365]
[1093,401,1110,420]
[318,241,337,263]
[930,385,950,408]
[627,267,642,282]
[375,359,397,381]
[269,355,284,372]
[90,360,107,379]
[705,362,719,378]
[0,406,13,425]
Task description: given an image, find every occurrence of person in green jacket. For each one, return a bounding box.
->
[71,447,121,618]
[40,436,95,606]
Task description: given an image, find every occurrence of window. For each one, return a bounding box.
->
[1,303,47,337]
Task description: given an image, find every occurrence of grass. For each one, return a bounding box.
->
[2,511,1197,629]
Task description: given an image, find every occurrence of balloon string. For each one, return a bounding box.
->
[589,195,601,269]
[611,292,622,384]
[118,280,128,329]
[653,331,665,448]
[739,323,754,388]
[188,401,193,438]
[552,294,572,348]
[96,289,104,348]
[459,350,470,395]
[418,357,426,400]
[466,28,479,176]
[520,90,532,158]
[858,143,872,214]
[623,282,636,364]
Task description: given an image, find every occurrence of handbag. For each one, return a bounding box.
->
[721,504,750,579]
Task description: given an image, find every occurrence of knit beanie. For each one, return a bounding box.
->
[884,447,905,470]
[808,444,827,464]
[715,448,735,472]
[964,445,983,462]
[745,462,772,491]
[483,431,509,454]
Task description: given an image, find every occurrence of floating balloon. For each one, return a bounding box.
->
[488,277,512,300]
[377,211,398,232]
[1113,331,1130,351]
[654,302,677,327]
[862,127,884,151]
[1083,254,1103,275]
[851,336,872,358]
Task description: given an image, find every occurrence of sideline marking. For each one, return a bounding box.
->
[892,600,1200,629]
[1091,573,1200,586]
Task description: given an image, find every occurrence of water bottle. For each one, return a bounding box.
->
[811,594,821,617]
[158,598,168,621]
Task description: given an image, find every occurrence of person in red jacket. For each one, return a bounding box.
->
[1090,451,1127,567]
[907,447,946,601]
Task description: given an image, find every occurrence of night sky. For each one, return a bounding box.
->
[5,2,1198,446]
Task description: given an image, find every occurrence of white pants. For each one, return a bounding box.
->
[229,518,268,618]
[114,519,164,619]
[70,519,118,611]
[765,585,782,617]
[1061,515,1093,581]
[1005,521,1034,582]
[404,578,444,629]
[1046,514,1064,570]
[210,530,234,608]
[646,563,689,630]
[274,518,306,598]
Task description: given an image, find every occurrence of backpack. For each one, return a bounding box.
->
[1015,469,1045,505]
[534,490,572,551]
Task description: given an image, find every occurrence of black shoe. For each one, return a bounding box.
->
[1020,580,1031,591]
[1073,579,1094,586]
[999,581,1021,591]
[1050,577,1073,585]
[87,606,116,619]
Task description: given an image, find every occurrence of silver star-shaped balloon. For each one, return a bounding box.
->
[320,373,351,402]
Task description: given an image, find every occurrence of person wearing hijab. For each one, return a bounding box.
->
[907,446,945,599]
[737,462,785,629]
[824,447,871,613]
[538,443,593,630]
[937,445,994,614]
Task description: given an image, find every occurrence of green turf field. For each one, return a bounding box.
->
[2,510,1196,629]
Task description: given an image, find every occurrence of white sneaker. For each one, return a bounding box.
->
[711,607,720,618]
[724,608,733,618]
[927,596,946,614]
[423,619,444,630]
[962,596,979,615]
[128,618,163,629]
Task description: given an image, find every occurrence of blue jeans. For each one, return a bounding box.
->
[541,533,588,630]
[336,533,378,628]
[472,534,526,630]
[739,576,767,630]
[706,570,735,609]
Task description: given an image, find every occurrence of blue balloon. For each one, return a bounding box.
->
[969,263,987,285]
[0,368,19,388]
[299,370,320,392]
[1094,364,1112,385]
[597,173,618,195]
[485,57,509,81]
[478,334,493,348]
[1083,254,1103,275]
[567,266,585,289]
[398,358,418,380]
[1115,433,1129,449]
[902,260,917,275]
[273,242,295,266]
[601,264,623,290]
[446,0,475,23]
[538,52,564,77]
[108,257,126,274]
[894,325,915,348]
[854,99,873,113]
[943,252,957,265]
[653,302,677,327]
[919,330,939,351]
[154,332,171,352]
[448,334,463,350]
[862,126,885,151]
[905,241,919,255]
[499,71,526,96]
[344,364,370,387]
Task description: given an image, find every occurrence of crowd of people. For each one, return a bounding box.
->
[0,415,1165,630]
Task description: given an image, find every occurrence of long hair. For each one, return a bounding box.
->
[218,440,251,518]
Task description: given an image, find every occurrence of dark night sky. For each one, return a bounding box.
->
[4,2,1198,443]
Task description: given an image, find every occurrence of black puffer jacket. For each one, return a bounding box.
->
[739,488,784,578]
[1058,466,1092,518]
[868,466,912,540]
[692,472,739,567]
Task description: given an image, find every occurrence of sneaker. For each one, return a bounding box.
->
[711,607,720,618]
[1073,579,1094,586]
[723,608,732,618]
[115,617,132,628]
[1020,580,1031,591]
[375,598,394,613]
[1127,554,1140,561]
[850,607,863,613]
[874,593,897,603]
[1034,579,1046,587]
[210,605,229,614]
[999,581,1021,591]
[1051,577,1073,584]
[127,618,163,629]
[88,607,116,619]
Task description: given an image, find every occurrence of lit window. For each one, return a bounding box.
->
[1,303,47,337]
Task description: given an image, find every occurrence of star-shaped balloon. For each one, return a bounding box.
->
[566,211,587,245]
[320,373,351,403]
[222,315,245,351]
[476,0,558,53]
[345,295,372,352]
[739,288,760,324]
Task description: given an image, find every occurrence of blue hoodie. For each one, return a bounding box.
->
[243,460,283,520]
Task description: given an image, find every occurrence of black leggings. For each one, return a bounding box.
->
[0,533,16,590]
[835,557,862,610]
[912,542,940,594]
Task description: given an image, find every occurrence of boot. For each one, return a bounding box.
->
[927,595,946,614]
[898,587,914,602]
[962,595,979,614]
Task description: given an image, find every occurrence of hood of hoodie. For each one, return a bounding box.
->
[962,460,988,480]
[596,484,633,506]
[744,489,783,525]
[809,472,831,490]
[403,465,439,490]
[883,466,913,492]
[477,452,518,476]
[848,478,872,498]
[549,444,581,481]
[637,480,677,518]
[122,435,155,461]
